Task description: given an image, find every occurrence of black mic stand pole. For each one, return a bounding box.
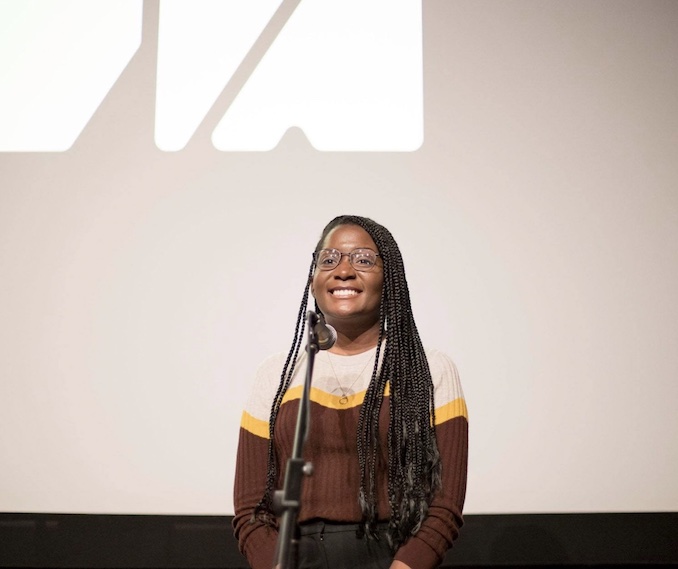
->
[273,311,321,569]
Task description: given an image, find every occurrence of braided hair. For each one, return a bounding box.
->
[252,215,441,549]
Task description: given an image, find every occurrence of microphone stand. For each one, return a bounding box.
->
[272,311,321,569]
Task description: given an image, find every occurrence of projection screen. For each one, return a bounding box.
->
[1,0,677,516]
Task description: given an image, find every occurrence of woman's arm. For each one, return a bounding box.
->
[233,355,286,569]
[232,419,279,569]
[392,350,469,569]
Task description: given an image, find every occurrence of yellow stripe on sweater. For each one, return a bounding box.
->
[279,386,465,419]
[241,392,466,437]
[435,397,468,424]
[240,411,269,439]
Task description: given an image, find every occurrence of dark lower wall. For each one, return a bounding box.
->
[0,512,676,568]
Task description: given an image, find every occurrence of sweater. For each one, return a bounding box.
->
[233,346,468,569]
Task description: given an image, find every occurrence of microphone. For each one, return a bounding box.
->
[315,315,337,350]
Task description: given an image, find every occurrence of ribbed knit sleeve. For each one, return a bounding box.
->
[232,355,286,569]
[232,427,278,569]
[393,350,469,569]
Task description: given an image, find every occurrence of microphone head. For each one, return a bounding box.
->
[317,322,337,350]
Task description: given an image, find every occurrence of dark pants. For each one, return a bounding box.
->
[297,521,393,569]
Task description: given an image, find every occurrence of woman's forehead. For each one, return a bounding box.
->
[323,224,377,250]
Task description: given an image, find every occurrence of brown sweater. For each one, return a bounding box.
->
[233,347,468,569]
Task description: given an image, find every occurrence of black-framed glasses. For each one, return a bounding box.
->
[314,248,381,272]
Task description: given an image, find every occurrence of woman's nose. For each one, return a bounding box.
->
[334,254,356,277]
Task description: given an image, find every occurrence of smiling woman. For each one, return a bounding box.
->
[233,215,468,569]
[311,224,384,353]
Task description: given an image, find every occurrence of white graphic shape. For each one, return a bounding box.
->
[0,0,141,152]
[155,0,283,151]
[212,0,423,151]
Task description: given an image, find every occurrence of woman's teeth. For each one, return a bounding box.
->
[331,289,358,297]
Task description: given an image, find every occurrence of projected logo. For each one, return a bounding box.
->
[0,0,423,152]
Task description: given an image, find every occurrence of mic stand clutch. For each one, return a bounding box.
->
[272,311,323,569]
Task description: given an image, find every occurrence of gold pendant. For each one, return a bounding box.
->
[339,395,348,405]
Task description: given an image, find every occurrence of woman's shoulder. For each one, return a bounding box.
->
[255,350,290,376]
[424,347,465,404]
[424,347,459,378]
[243,350,302,421]
[245,352,286,421]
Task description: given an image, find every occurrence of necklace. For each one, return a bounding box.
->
[326,351,374,405]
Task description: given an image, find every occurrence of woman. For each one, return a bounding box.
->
[233,215,468,569]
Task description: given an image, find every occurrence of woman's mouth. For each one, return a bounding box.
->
[330,288,360,298]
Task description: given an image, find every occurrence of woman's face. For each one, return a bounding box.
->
[311,224,384,330]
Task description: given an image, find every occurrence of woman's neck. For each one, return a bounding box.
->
[327,321,381,355]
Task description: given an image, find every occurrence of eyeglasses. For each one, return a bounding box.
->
[314,248,381,272]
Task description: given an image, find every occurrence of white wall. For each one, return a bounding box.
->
[1,0,677,515]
